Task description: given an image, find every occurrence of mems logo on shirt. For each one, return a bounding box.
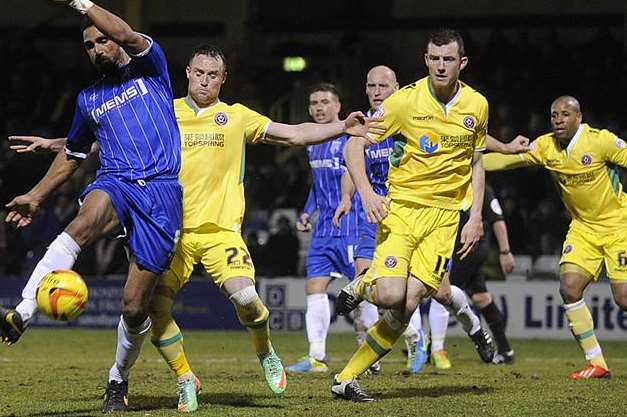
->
[91,79,149,122]
[366,147,392,160]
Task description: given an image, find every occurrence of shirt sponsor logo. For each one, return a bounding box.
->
[366,147,392,160]
[463,115,476,129]
[214,112,228,126]
[439,134,475,150]
[413,114,434,121]
[581,154,592,166]
[183,132,225,147]
[309,158,341,169]
[419,134,439,154]
[558,171,595,186]
[90,79,149,122]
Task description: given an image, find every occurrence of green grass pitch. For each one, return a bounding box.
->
[0,329,624,417]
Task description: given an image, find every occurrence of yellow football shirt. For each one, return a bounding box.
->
[174,97,270,232]
[520,123,627,234]
[372,76,488,210]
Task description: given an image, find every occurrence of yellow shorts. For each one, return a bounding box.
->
[368,201,459,291]
[159,224,255,295]
[561,227,627,281]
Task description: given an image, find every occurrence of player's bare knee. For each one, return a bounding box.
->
[306,277,330,295]
[122,301,150,328]
[559,282,583,304]
[64,216,95,248]
[375,290,404,309]
[434,286,451,303]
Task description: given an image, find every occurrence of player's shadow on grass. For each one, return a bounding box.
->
[18,412,99,417]
[382,384,496,399]
[128,393,282,410]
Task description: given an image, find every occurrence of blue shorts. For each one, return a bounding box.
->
[355,221,377,261]
[81,176,182,275]
[306,236,357,279]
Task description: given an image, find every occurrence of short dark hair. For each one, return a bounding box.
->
[427,29,466,57]
[188,44,227,72]
[80,16,95,32]
[308,83,341,101]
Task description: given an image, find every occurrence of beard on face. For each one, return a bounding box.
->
[93,54,118,74]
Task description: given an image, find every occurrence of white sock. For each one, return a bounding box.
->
[108,316,151,383]
[429,300,449,352]
[353,301,378,346]
[16,232,81,323]
[404,307,423,347]
[306,293,330,361]
[442,285,481,335]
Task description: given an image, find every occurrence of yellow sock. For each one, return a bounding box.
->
[150,289,192,377]
[338,310,406,381]
[231,287,271,356]
[564,299,608,369]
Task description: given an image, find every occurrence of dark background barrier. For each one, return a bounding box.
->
[0,276,242,330]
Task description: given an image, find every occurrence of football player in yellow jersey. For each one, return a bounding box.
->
[146,45,380,411]
[331,29,489,402]
[483,95,627,380]
[6,44,381,412]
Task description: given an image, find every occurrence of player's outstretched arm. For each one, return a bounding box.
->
[486,134,530,154]
[5,150,82,228]
[482,153,527,171]
[344,137,388,224]
[458,152,485,260]
[8,136,67,153]
[59,1,148,54]
[264,112,384,146]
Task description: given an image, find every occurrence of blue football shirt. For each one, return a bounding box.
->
[303,135,361,238]
[66,35,181,181]
[364,137,394,197]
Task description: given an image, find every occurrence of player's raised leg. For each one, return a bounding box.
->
[0,230,80,344]
[0,185,118,345]
[333,275,430,402]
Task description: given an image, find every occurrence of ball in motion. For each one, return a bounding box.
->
[36,270,88,321]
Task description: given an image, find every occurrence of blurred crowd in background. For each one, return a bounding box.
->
[0,14,624,278]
